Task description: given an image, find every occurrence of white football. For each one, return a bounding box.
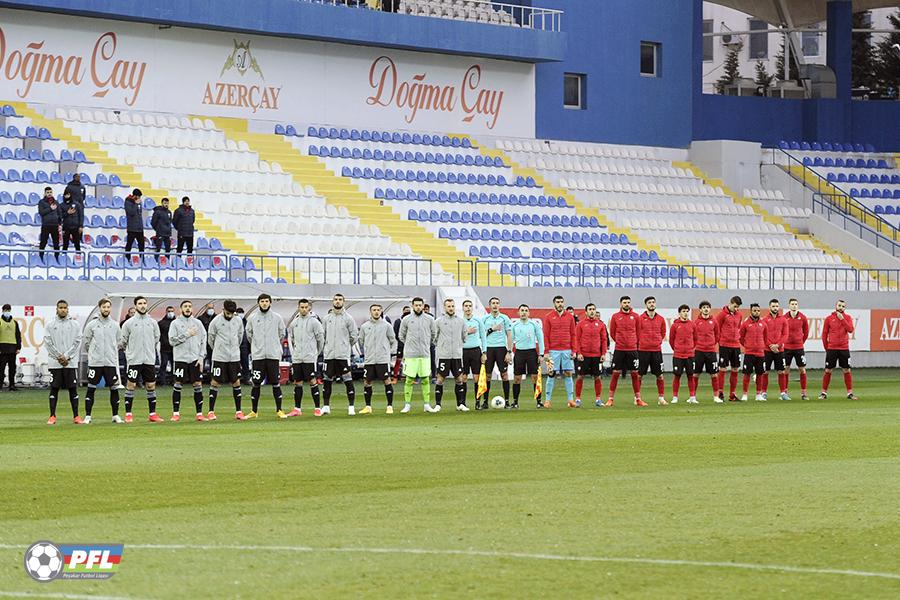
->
[490,395,506,409]
[25,542,63,581]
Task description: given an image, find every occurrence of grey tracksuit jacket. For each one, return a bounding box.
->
[432,314,468,360]
[43,316,82,369]
[245,310,286,361]
[322,310,358,361]
[359,318,397,365]
[207,313,243,362]
[398,312,434,359]
[169,315,207,363]
[82,316,120,367]
[119,313,160,366]
[288,314,325,364]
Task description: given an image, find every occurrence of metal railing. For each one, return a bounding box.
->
[458,259,900,291]
[812,194,900,258]
[302,0,564,32]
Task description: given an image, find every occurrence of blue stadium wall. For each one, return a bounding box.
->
[3,0,899,150]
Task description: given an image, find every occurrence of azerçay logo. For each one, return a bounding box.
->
[202,39,281,113]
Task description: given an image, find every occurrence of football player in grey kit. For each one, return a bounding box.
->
[43,299,83,425]
[432,298,470,412]
[358,304,398,414]
[82,298,122,423]
[245,293,288,419]
[119,296,162,423]
[168,299,207,422]
[321,293,359,416]
[207,300,247,420]
[287,298,325,417]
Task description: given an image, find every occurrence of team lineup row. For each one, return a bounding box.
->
[38,293,859,424]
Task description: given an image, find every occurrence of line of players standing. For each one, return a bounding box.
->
[39,292,859,424]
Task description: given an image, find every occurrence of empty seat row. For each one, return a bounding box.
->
[0,147,62,162]
[500,263,682,279]
[874,204,900,215]
[443,227,629,245]
[0,125,54,140]
[826,172,900,184]
[781,140,876,153]
[743,188,786,201]
[497,139,657,160]
[412,209,598,228]
[0,169,118,185]
[346,166,526,187]
[302,126,471,148]
[59,108,216,130]
[805,156,890,169]
[849,188,900,199]
[376,188,567,207]
[315,145,505,167]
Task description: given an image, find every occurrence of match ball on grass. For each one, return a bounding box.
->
[25,542,62,581]
[490,395,506,409]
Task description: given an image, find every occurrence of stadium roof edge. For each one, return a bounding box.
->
[706,0,900,27]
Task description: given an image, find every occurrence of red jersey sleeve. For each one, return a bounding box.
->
[801,314,809,342]
[843,313,855,334]
[739,320,748,347]
[600,322,609,356]
[821,317,830,350]
[573,322,582,355]
[609,314,617,341]
[668,322,677,352]
[713,319,720,343]
[780,319,789,346]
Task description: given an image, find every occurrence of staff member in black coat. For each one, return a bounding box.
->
[37,186,62,260]
[157,306,176,385]
[151,197,173,258]
[60,190,84,253]
[172,196,196,255]
[124,188,145,260]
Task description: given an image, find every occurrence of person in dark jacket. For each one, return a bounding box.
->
[157,306,176,385]
[236,307,252,384]
[38,186,62,260]
[172,196,195,255]
[0,303,22,391]
[64,173,86,207]
[198,302,216,381]
[151,197,173,258]
[124,188,144,261]
[392,305,411,379]
[60,190,84,253]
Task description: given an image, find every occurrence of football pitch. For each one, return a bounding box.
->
[1,369,899,599]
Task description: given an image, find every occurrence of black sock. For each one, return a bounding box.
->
[68,387,79,417]
[385,383,394,406]
[209,387,218,411]
[232,386,242,412]
[502,380,510,401]
[49,388,59,417]
[435,383,444,406]
[193,386,203,413]
[323,380,332,406]
[485,380,492,401]
[273,385,283,412]
[364,385,373,406]
[455,383,465,405]
[513,383,521,401]
[147,390,157,414]
[85,387,96,416]
[294,385,303,409]
[251,386,260,413]
[124,389,134,414]
[110,388,120,416]
[172,383,182,413]
[311,384,320,408]
[345,380,355,406]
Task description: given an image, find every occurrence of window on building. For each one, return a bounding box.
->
[802,26,820,56]
[703,20,714,62]
[563,73,586,109]
[749,19,768,59]
[640,42,660,77]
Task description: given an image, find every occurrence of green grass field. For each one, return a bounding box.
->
[1,369,899,599]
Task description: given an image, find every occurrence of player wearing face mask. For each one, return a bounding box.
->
[157,306,176,386]
[198,303,216,381]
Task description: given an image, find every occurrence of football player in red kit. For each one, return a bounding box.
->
[692,301,720,403]
[820,299,858,400]
[606,296,645,407]
[783,298,810,401]
[715,296,743,401]
[739,303,768,402]
[669,304,698,404]
[762,299,789,401]
[638,296,668,406]
[573,303,609,407]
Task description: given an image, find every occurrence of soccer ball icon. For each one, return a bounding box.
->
[490,395,506,409]
[24,541,63,582]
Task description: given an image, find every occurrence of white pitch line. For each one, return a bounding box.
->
[0,592,140,600]
[2,542,898,582]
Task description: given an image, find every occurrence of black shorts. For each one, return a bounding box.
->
[292,362,319,382]
[577,356,603,377]
[693,351,719,375]
[764,351,785,372]
[462,347,482,376]
[363,363,391,382]
[325,359,351,380]
[825,349,851,370]
[638,351,664,376]
[485,346,508,374]
[612,349,639,373]
[513,349,539,376]
[127,364,156,384]
[719,346,741,369]
[784,349,807,368]
[212,361,242,384]
[672,357,695,377]
[251,359,280,385]
[173,361,203,384]
[87,366,119,388]
[742,354,766,376]
[437,358,463,378]
[49,368,77,389]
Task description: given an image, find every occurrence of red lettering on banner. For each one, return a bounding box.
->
[366,55,504,129]
[200,82,281,113]
[870,310,900,351]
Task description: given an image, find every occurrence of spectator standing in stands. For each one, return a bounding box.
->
[382,0,399,12]
[64,173,86,207]
[124,188,145,261]
[151,197,173,258]
[38,186,62,260]
[0,304,22,391]
[60,190,83,253]
[158,306,176,385]
[172,196,195,255]
[236,307,252,384]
